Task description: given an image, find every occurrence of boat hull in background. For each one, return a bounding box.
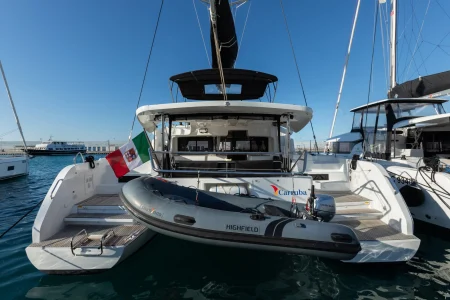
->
[0,156,28,180]
[26,149,87,156]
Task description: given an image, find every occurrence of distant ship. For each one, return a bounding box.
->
[26,137,86,155]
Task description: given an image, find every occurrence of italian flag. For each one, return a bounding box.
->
[106,131,150,178]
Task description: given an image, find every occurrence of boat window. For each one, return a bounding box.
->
[361,109,378,131]
[178,137,213,151]
[361,107,378,152]
[219,137,268,152]
[205,84,242,95]
[391,102,443,118]
[7,166,14,171]
[329,141,360,154]
[352,112,362,130]
[374,105,387,154]
[437,104,446,114]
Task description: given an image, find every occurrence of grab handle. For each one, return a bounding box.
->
[50,179,63,199]
[174,214,196,226]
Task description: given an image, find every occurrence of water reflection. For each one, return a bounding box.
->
[1,156,449,299]
[24,233,450,300]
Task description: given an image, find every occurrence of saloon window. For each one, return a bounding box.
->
[219,137,268,152]
[178,137,213,151]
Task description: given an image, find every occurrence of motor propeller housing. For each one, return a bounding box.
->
[304,186,336,222]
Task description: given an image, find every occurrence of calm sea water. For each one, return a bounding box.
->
[0,157,450,300]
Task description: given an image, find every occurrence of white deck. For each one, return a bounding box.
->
[26,193,155,274]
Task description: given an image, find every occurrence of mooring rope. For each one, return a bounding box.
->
[0,199,44,239]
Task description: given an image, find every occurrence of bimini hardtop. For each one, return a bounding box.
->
[120,177,361,260]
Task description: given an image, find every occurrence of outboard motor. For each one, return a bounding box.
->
[304,185,336,222]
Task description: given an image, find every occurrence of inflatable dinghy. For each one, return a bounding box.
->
[120,177,361,260]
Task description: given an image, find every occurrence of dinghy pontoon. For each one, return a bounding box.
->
[120,177,361,261]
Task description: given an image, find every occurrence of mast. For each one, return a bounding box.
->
[329,0,361,138]
[209,0,229,101]
[0,60,28,153]
[389,0,397,92]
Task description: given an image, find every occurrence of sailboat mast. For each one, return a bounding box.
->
[0,60,28,152]
[389,0,397,91]
[329,0,361,139]
[209,0,228,101]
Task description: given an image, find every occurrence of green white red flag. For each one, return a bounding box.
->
[106,131,150,178]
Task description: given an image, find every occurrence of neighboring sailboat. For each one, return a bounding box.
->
[327,0,450,235]
[0,60,29,181]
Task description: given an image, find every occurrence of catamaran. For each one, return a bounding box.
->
[25,0,420,274]
[327,0,450,234]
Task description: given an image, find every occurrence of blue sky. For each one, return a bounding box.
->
[1,0,450,143]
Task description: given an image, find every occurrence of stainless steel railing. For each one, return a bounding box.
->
[151,150,283,156]
[148,148,292,176]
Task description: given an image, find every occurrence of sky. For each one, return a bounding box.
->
[1,0,450,144]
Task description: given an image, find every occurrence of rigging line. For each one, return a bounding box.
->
[403,14,416,78]
[416,41,429,75]
[403,0,431,83]
[128,0,165,141]
[399,8,417,82]
[398,19,419,81]
[235,0,252,67]
[414,30,450,72]
[363,0,378,153]
[193,0,211,66]
[279,0,319,153]
[379,1,389,92]
[408,1,429,75]
[0,128,18,138]
[0,198,44,239]
[329,0,361,139]
[436,0,450,21]
[382,0,391,87]
[414,40,429,75]
[0,60,28,152]
[384,0,390,61]
[396,1,413,79]
[422,40,450,47]
[437,45,450,57]
[399,33,422,81]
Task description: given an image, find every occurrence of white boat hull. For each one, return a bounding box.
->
[0,156,28,180]
[385,165,450,233]
[26,228,155,274]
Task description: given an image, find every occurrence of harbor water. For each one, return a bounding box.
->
[0,156,450,299]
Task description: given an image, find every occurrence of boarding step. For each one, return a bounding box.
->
[73,194,126,215]
[333,208,383,222]
[64,213,135,226]
[28,224,148,249]
[313,180,350,191]
[333,219,415,241]
[317,190,372,210]
[76,205,127,215]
